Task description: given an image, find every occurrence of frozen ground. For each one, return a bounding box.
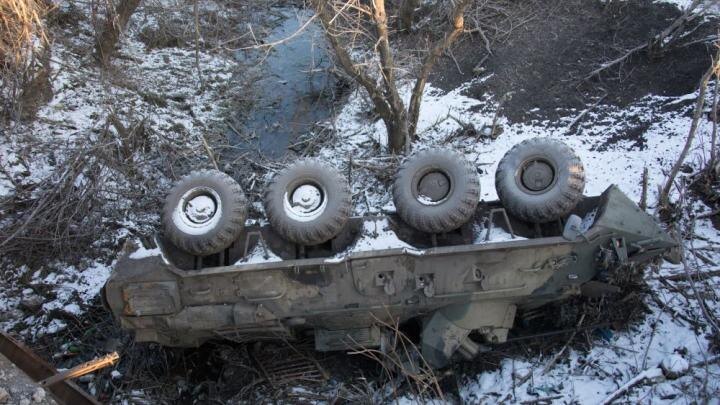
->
[0,0,718,403]
[0,0,239,338]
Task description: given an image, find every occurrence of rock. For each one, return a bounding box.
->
[0,387,9,403]
[101,338,120,352]
[31,388,45,403]
[0,309,24,323]
[78,374,94,383]
[655,382,680,400]
[19,294,44,312]
[661,354,689,379]
[19,398,30,405]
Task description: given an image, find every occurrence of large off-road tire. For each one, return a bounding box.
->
[161,170,248,256]
[264,159,352,246]
[495,138,585,223]
[392,149,480,233]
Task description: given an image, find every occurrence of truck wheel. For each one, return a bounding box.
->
[392,149,480,233]
[495,138,585,223]
[264,159,351,246]
[161,170,248,256]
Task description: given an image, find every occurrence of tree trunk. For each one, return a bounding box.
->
[386,116,410,155]
[407,0,471,139]
[311,0,472,154]
[710,76,718,167]
[371,0,408,154]
[95,0,141,63]
[399,0,420,31]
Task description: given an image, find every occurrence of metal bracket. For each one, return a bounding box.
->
[519,253,577,273]
[611,237,628,265]
[243,230,269,258]
[375,272,396,295]
[415,274,435,297]
[485,208,516,241]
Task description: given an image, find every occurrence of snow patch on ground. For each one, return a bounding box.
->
[320,81,707,215]
[0,1,240,336]
[1,260,116,337]
[653,0,720,15]
[235,240,283,265]
[129,246,162,259]
[349,218,416,252]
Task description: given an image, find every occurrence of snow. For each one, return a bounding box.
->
[235,240,283,265]
[660,354,690,377]
[319,81,708,220]
[129,246,162,259]
[348,218,416,252]
[654,0,720,15]
[580,208,598,232]
[473,221,525,244]
[0,260,114,336]
[0,0,240,336]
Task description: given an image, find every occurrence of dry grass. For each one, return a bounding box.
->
[0,0,49,71]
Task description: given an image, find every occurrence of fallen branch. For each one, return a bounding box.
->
[567,94,607,132]
[40,352,119,386]
[584,43,648,80]
[541,313,585,375]
[586,0,714,79]
[599,367,664,405]
[198,132,219,171]
[238,14,318,51]
[599,355,720,404]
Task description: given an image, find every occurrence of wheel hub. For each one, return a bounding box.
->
[184,195,217,224]
[417,171,451,204]
[521,160,554,192]
[290,184,323,214]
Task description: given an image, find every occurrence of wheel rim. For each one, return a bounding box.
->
[185,195,216,224]
[173,187,223,235]
[517,157,556,194]
[284,183,327,222]
[416,170,451,205]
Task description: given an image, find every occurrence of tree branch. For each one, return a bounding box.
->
[408,0,472,138]
[659,48,718,207]
[370,0,409,152]
[312,0,393,122]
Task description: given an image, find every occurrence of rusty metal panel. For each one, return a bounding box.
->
[0,332,100,405]
[123,281,180,316]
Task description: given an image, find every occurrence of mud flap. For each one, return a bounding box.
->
[421,302,516,368]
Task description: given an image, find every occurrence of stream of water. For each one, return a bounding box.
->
[229,9,338,159]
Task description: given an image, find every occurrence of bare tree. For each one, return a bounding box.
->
[95,0,142,63]
[659,46,719,208]
[399,0,420,31]
[311,0,473,154]
[0,0,49,119]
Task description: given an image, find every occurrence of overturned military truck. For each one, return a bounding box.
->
[104,138,676,368]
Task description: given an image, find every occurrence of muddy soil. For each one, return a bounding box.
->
[432,0,716,123]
